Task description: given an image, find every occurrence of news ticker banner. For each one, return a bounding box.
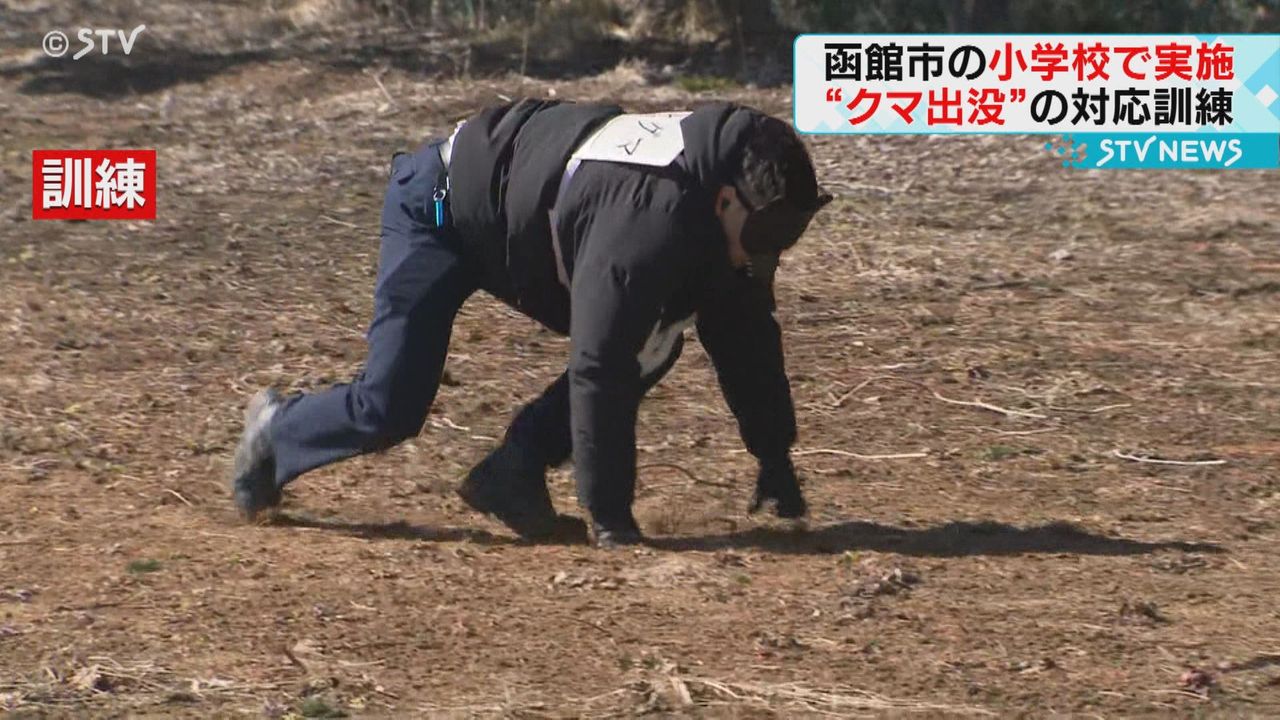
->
[794,34,1280,169]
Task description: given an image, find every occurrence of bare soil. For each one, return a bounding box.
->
[2,8,1279,718]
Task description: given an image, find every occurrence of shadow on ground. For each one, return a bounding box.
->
[273,514,1224,558]
[272,512,590,547]
[273,513,504,544]
[3,51,275,98]
[649,520,1226,557]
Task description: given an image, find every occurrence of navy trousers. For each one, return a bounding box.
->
[501,335,683,471]
[270,142,681,488]
[272,142,478,484]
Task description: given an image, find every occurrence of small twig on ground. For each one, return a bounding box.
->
[972,426,1057,436]
[320,214,360,229]
[1149,688,1213,701]
[5,458,60,472]
[641,482,699,493]
[163,489,194,507]
[1049,403,1131,414]
[637,463,734,489]
[792,448,929,460]
[431,416,471,433]
[929,390,1047,419]
[364,68,395,105]
[282,645,308,672]
[569,616,614,639]
[574,687,629,706]
[419,703,504,714]
[1112,450,1225,466]
[831,376,882,407]
[970,279,1031,291]
[670,675,693,707]
[836,375,1047,419]
[682,676,995,715]
[393,4,416,30]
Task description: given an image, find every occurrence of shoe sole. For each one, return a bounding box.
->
[591,529,645,549]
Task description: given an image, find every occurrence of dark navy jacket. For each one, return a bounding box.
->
[449,99,796,516]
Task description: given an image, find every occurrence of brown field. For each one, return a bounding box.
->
[2,10,1280,718]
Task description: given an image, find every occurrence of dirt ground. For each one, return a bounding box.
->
[2,8,1280,719]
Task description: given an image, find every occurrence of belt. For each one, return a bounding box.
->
[440,119,465,168]
[548,158,582,290]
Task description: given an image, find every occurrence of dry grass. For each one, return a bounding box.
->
[0,656,279,712]
[1,2,1279,717]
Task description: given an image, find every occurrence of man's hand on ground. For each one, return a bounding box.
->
[749,455,807,519]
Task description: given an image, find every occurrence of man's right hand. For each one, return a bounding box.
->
[749,455,807,519]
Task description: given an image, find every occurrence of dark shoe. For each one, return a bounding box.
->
[231,389,283,521]
[590,515,644,549]
[750,483,807,519]
[457,443,561,540]
[750,456,808,519]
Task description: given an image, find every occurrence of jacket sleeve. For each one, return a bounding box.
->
[695,273,797,461]
[568,212,685,519]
